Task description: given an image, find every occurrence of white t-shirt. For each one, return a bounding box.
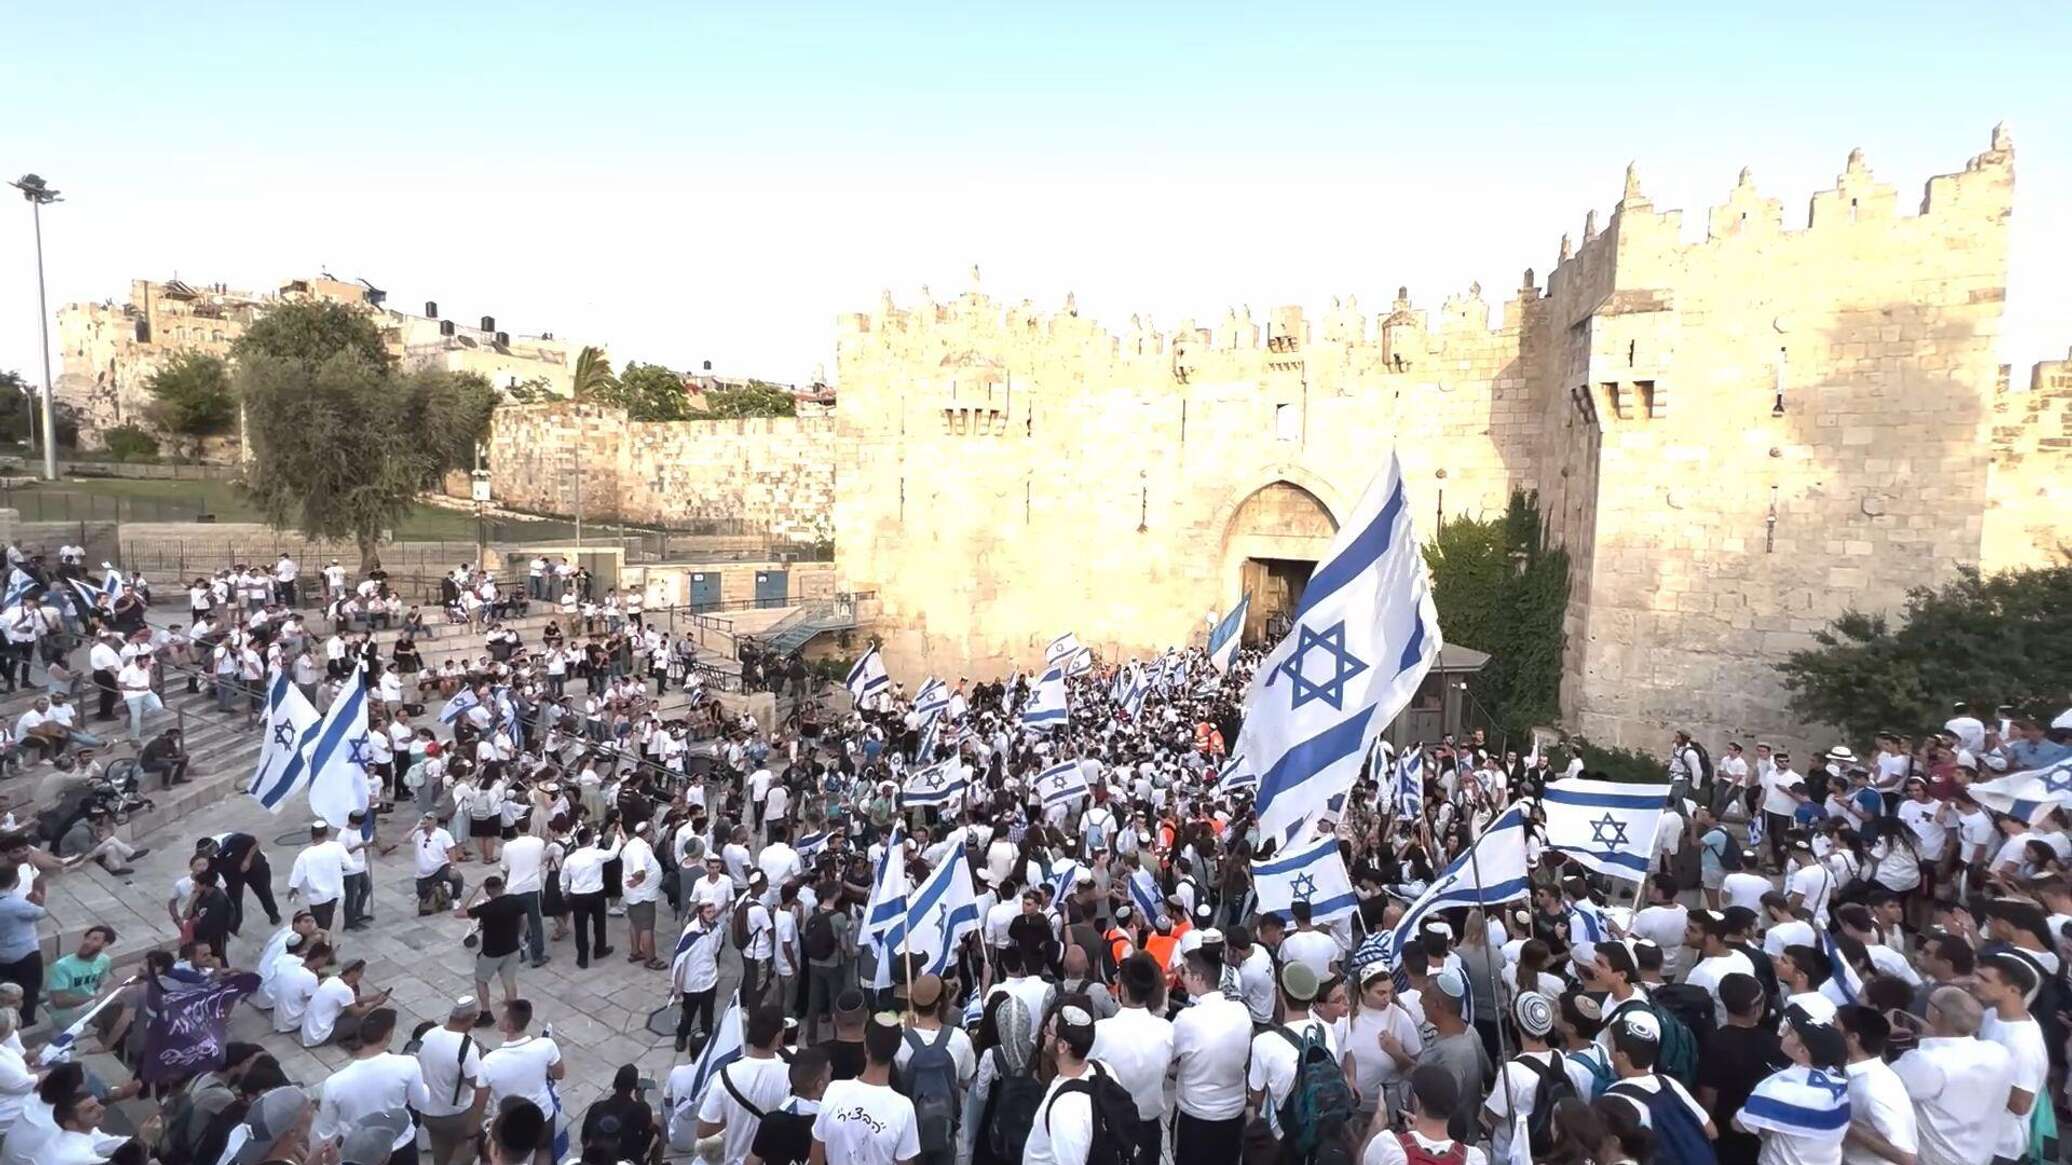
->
[694,1055,789,1165]
[1025,1069,1094,1165]
[1980,1012,2049,1160]
[1485,1050,1598,1165]
[1788,862,1836,926]
[314,1053,429,1148]
[1721,871,1770,914]
[1627,904,1690,980]
[301,977,356,1046]
[1280,929,1342,981]
[1246,1017,1339,1137]
[415,1026,486,1118]
[414,828,459,877]
[479,1035,561,1117]
[811,1078,920,1164]
[1363,1129,1489,1165]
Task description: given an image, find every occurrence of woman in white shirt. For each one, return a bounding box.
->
[0,1010,35,1135]
[1338,964,1423,1124]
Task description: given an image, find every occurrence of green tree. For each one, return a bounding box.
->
[0,370,29,447]
[102,425,160,462]
[1776,562,2072,740]
[596,361,695,421]
[233,298,389,371]
[570,345,616,400]
[703,380,797,419]
[234,299,493,568]
[144,351,237,441]
[1424,490,1571,742]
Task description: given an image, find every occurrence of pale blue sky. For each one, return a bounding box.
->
[2,1,2066,385]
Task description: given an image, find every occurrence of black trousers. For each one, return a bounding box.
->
[228,857,281,932]
[0,952,43,1025]
[93,669,118,720]
[571,890,609,965]
[310,899,337,930]
[1174,1112,1243,1165]
[676,987,715,1039]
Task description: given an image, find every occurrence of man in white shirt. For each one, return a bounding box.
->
[314,1008,429,1152]
[287,820,350,930]
[1484,992,1599,1165]
[1226,926,1277,1025]
[1836,1005,1919,1165]
[416,997,490,1165]
[302,958,388,1047]
[558,825,621,968]
[1279,901,1343,982]
[690,1003,791,1164]
[1681,912,1757,1024]
[1976,952,2049,1165]
[272,943,326,1037]
[478,1000,565,1132]
[1090,953,1174,1156]
[1026,1003,1102,1165]
[1892,986,2015,1165]
[1945,703,1986,755]
[410,813,465,915]
[1759,751,1803,869]
[1247,962,1339,1150]
[1171,948,1250,1162]
[737,871,775,1006]
[1622,876,1690,981]
[618,822,665,970]
[500,829,549,967]
[812,1012,921,1165]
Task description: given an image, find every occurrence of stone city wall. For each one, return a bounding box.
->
[1984,349,2072,572]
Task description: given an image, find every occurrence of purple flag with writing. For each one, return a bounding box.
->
[140,972,259,1083]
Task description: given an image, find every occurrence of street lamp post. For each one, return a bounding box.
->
[10,174,62,482]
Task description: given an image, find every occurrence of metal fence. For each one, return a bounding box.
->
[0,486,210,525]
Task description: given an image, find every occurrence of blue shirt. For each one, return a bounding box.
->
[0,895,46,963]
[2010,739,2072,771]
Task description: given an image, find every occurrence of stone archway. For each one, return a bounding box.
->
[1218,480,1339,645]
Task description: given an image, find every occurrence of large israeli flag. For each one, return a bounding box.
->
[1119,665,1149,720]
[248,671,322,813]
[1393,746,1425,818]
[1044,633,1083,667]
[1216,751,1258,797]
[846,647,891,705]
[901,759,968,810]
[913,677,950,723]
[861,827,910,943]
[1540,778,1671,883]
[1966,758,2072,823]
[1252,834,1359,924]
[1237,454,1442,844]
[1128,867,1163,921]
[900,856,981,976]
[1374,803,1531,969]
[1034,759,1088,810]
[1737,1063,1853,1147]
[305,664,373,834]
[1024,665,1068,731]
[437,686,482,725]
[1207,594,1250,673]
[3,568,35,610]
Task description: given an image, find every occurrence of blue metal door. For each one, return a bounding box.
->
[691,572,721,610]
[754,570,789,607]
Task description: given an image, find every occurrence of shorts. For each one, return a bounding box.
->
[1702,868,1725,891]
[627,900,657,930]
[469,817,500,839]
[475,949,520,989]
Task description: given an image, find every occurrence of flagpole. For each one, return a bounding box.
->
[1463,827,1519,1146]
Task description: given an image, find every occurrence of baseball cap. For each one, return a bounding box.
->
[225,1087,313,1165]
[340,1110,412,1165]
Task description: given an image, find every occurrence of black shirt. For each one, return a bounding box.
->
[468,894,529,959]
[1697,1023,1784,1165]
[579,1093,655,1163]
[822,1037,867,1081]
[748,1102,815,1165]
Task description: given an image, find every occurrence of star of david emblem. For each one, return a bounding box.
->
[918,768,944,791]
[1272,622,1368,711]
[1804,1069,1848,1102]
[272,720,296,749]
[1588,813,1630,848]
[1290,872,1320,900]
[346,736,371,768]
[2044,764,2072,797]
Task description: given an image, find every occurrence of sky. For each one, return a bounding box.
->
[2,1,2067,388]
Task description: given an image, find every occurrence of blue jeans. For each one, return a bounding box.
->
[513,890,546,962]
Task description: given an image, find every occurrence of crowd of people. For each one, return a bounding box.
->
[0,536,2067,1165]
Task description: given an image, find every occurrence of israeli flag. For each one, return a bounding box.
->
[1045,633,1083,667]
[1820,926,1865,1003]
[1119,666,1150,720]
[1540,778,1671,883]
[1393,747,1425,818]
[846,647,891,704]
[861,827,910,943]
[305,665,372,834]
[913,677,951,722]
[1064,646,1094,678]
[1024,665,1068,731]
[1565,899,1609,945]
[680,989,745,1114]
[796,828,834,863]
[1128,867,1163,922]
[1216,751,1258,797]
[1966,758,2072,823]
[248,671,322,812]
[494,686,521,741]
[437,686,482,725]
[1035,759,1088,810]
[1207,594,1250,673]
[101,566,121,598]
[3,568,34,609]
[1251,834,1359,924]
[1376,803,1532,970]
[900,856,981,976]
[1048,857,1085,904]
[1736,1064,1853,1146]
[901,759,968,810]
[64,577,103,617]
[1236,454,1442,844]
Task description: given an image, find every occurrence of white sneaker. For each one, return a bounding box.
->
[607,905,626,917]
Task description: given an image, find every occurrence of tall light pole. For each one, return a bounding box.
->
[10,174,61,481]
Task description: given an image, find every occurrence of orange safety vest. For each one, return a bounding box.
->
[1104,927,1134,969]
[1143,929,1178,973]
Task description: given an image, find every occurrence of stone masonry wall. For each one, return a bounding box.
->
[489,402,836,543]
[1984,348,2072,571]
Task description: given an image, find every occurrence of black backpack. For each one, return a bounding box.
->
[802,909,839,962]
[1708,828,1744,872]
[1518,1052,1579,1155]
[983,1049,1047,1162]
[1688,741,1714,784]
[1043,1061,1144,1165]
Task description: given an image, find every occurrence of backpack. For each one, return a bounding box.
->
[731,898,754,951]
[1517,1052,1579,1155]
[802,909,839,962]
[1688,741,1714,784]
[1272,1025,1358,1165]
[1709,829,1744,872]
[983,1049,1046,1161]
[1044,1061,1144,1165]
[897,1027,961,1156]
[1606,1076,1717,1165]
[1605,997,1699,1088]
[1651,982,1718,1050]
[1394,1132,1468,1165]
